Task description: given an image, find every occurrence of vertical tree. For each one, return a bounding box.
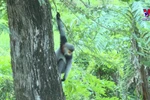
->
[7,0,65,99]
[130,3,150,99]
[131,25,150,100]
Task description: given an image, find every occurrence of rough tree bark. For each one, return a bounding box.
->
[7,0,65,100]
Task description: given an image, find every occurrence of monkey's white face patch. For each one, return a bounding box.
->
[63,47,72,56]
[68,50,72,55]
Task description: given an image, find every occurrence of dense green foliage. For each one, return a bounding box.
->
[0,34,14,99]
[0,0,150,100]
[0,1,15,99]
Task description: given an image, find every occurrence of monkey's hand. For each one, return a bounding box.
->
[61,78,66,82]
[56,12,60,19]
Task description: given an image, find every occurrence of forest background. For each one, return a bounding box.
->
[0,0,150,100]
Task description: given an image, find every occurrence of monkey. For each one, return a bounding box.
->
[55,12,75,81]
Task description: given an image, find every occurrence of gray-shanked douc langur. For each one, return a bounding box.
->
[55,12,75,81]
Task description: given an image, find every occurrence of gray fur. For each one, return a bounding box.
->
[56,16,66,36]
[64,43,75,51]
[55,12,75,81]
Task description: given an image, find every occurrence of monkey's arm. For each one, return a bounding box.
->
[58,59,66,73]
[61,59,72,81]
[56,12,66,37]
[56,12,67,46]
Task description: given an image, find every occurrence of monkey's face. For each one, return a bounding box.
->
[64,48,73,56]
[63,43,74,57]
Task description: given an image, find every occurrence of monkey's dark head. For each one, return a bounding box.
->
[62,43,75,57]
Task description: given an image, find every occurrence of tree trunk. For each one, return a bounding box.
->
[7,0,65,100]
[140,64,150,100]
[131,29,150,100]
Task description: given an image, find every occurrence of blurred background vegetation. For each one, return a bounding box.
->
[0,0,150,100]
